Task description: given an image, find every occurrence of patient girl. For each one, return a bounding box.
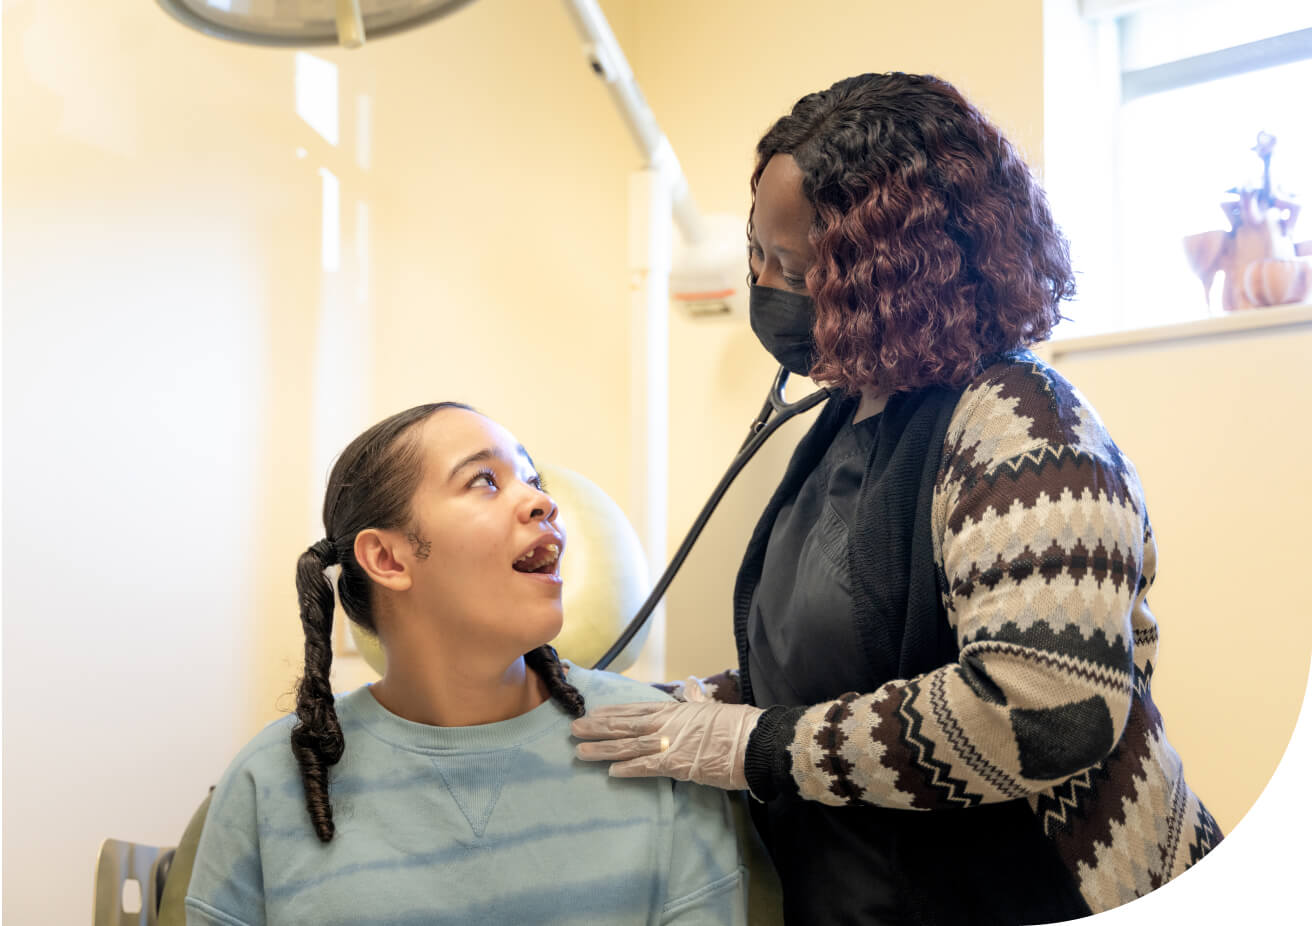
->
[185,402,744,925]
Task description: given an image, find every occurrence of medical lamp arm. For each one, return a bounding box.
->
[560,0,706,247]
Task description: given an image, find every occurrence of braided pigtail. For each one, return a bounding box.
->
[525,644,585,718]
[289,403,474,844]
[291,539,346,843]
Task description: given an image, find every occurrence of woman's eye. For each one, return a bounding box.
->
[468,469,497,490]
[783,274,807,289]
[529,474,548,493]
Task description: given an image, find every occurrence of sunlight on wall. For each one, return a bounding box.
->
[305,59,376,667]
[295,51,340,146]
[318,167,341,272]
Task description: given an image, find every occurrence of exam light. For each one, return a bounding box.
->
[156,0,477,48]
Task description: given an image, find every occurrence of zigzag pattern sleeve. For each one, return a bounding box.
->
[769,437,1142,810]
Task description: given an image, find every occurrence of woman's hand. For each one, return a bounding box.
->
[572,696,764,791]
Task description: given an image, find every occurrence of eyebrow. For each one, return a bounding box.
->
[748,237,804,259]
[447,444,531,482]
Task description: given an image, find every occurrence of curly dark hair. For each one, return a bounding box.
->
[750,72,1075,394]
[292,403,584,843]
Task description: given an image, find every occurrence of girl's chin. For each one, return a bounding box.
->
[504,614,565,659]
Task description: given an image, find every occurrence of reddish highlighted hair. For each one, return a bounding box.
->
[751,73,1075,394]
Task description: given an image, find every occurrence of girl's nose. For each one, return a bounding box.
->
[526,486,557,522]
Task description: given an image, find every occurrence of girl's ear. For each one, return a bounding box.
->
[354,529,412,592]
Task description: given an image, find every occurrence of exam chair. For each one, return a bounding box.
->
[93,792,211,926]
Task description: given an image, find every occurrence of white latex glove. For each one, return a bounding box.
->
[571,697,764,790]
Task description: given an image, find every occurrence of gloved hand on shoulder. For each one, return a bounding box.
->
[572,678,763,791]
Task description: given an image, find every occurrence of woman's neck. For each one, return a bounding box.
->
[854,386,889,423]
[369,648,549,728]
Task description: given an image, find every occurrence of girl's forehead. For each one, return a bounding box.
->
[421,408,531,473]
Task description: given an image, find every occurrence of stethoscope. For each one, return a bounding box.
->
[591,365,833,671]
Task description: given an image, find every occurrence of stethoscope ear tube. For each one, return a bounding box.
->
[591,366,831,671]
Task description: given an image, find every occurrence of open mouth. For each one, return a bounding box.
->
[512,539,562,575]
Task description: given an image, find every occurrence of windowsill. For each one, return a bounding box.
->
[1038,302,1312,360]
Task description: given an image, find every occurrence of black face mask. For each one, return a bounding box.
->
[749,284,817,376]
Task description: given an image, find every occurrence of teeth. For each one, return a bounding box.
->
[516,542,560,568]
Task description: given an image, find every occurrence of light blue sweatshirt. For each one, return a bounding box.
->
[185,665,745,926]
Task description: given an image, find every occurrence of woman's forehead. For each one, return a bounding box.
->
[755,154,814,246]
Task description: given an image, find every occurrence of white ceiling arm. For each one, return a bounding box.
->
[560,0,706,247]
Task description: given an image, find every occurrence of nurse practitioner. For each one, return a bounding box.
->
[574,72,1221,925]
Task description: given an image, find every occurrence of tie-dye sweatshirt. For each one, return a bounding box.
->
[185,666,745,926]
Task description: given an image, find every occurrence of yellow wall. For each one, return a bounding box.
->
[363,2,638,500]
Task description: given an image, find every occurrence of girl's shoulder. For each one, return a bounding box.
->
[218,711,299,778]
[563,663,675,710]
[212,687,373,786]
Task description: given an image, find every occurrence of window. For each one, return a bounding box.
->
[1044,0,1312,338]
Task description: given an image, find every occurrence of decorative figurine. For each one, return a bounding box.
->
[1182,132,1312,311]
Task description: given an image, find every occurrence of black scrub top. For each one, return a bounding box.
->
[741,403,1093,926]
[744,409,915,924]
[747,409,879,707]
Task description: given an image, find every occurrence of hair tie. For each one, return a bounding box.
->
[311,538,338,566]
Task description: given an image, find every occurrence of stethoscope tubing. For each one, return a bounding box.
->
[591,366,831,671]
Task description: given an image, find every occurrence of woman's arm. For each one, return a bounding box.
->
[576,444,1145,811]
[750,443,1143,807]
[576,363,1146,809]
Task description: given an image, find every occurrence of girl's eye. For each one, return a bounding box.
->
[529,474,548,493]
[783,274,807,290]
[468,468,497,490]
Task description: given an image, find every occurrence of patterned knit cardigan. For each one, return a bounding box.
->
[711,356,1223,915]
